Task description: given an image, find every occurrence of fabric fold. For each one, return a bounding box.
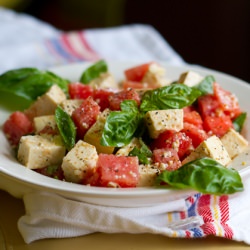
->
[18,192,187,243]
[18,167,250,244]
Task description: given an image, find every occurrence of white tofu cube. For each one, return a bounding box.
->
[145,109,183,139]
[62,140,98,183]
[178,71,203,87]
[25,85,67,120]
[220,128,249,159]
[137,164,160,187]
[60,99,82,116]
[33,115,57,134]
[182,135,231,166]
[84,109,114,154]
[89,72,117,89]
[17,135,66,169]
[116,137,141,156]
[142,63,170,88]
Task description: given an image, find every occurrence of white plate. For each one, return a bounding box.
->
[0,61,249,207]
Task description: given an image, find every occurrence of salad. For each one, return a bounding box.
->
[1,60,248,195]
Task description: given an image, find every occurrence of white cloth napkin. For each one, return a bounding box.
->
[17,193,190,243]
[1,7,250,245]
[17,168,250,244]
[0,7,184,73]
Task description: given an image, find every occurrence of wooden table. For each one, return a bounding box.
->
[0,190,249,250]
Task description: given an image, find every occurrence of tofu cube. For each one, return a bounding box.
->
[220,128,249,159]
[25,85,67,120]
[33,115,57,134]
[116,137,141,156]
[89,72,117,89]
[84,109,114,154]
[17,135,66,169]
[182,135,231,166]
[142,63,170,88]
[178,71,203,87]
[137,164,160,187]
[145,109,183,139]
[60,99,82,116]
[62,140,98,183]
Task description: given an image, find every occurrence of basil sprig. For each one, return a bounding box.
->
[101,100,141,147]
[155,157,243,195]
[55,106,76,151]
[128,138,152,164]
[80,60,108,84]
[194,75,215,95]
[233,112,247,132]
[0,68,69,102]
[140,83,202,112]
[101,84,203,147]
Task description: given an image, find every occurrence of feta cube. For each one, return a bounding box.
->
[17,135,66,169]
[178,71,203,87]
[137,164,160,187]
[145,109,183,139]
[182,135,231,166]
[25,85,67,120]
[89,72,117,89]
[142,63,170,88]
[33,115,57,134]
[62,140,98,183]
[116,137,141,156]
[220,128,249,159]
[60,99,82,116]
[84,109,114,154]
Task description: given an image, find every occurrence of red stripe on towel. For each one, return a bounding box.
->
[61,34,85,60]
[78,31,100,61]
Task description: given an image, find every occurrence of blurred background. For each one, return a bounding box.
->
[1,0,250,82]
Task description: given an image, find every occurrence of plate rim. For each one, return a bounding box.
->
[0,61,249,205]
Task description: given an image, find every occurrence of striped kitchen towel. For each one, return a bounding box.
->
[18,166,250,244]
[0,7,184,74]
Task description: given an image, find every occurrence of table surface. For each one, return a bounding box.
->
[0,190,249,250]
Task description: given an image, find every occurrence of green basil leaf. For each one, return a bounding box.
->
[155,157,243,195]
[80,60,108,84]
[47,165,59,175]
[134,113,147,137]
[194,75,215,95]
[233,112,247,132]
[0,68,69,103]
[140,83,202,112]
[129,138,152,164]
[55,106,76,151]
[35,165,62,180]
[101,100,140,147]
[120,100,139,113]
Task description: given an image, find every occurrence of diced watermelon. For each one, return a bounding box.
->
[3,111,33,147]
[203,115,232,137]
[122,80,148,90]
[87,154,139,187]
[198,94,221,118]
[71,96,100,139]
[92,88,113,111]
[150,130,193,160]
[124,63,151,82]
[181,122,208,148]
[183,106,195,113]
[213,82,241,119]
[108,88,141,110]
[68,82,93,100]
[153,148,181,171]
[183,110,203,129]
